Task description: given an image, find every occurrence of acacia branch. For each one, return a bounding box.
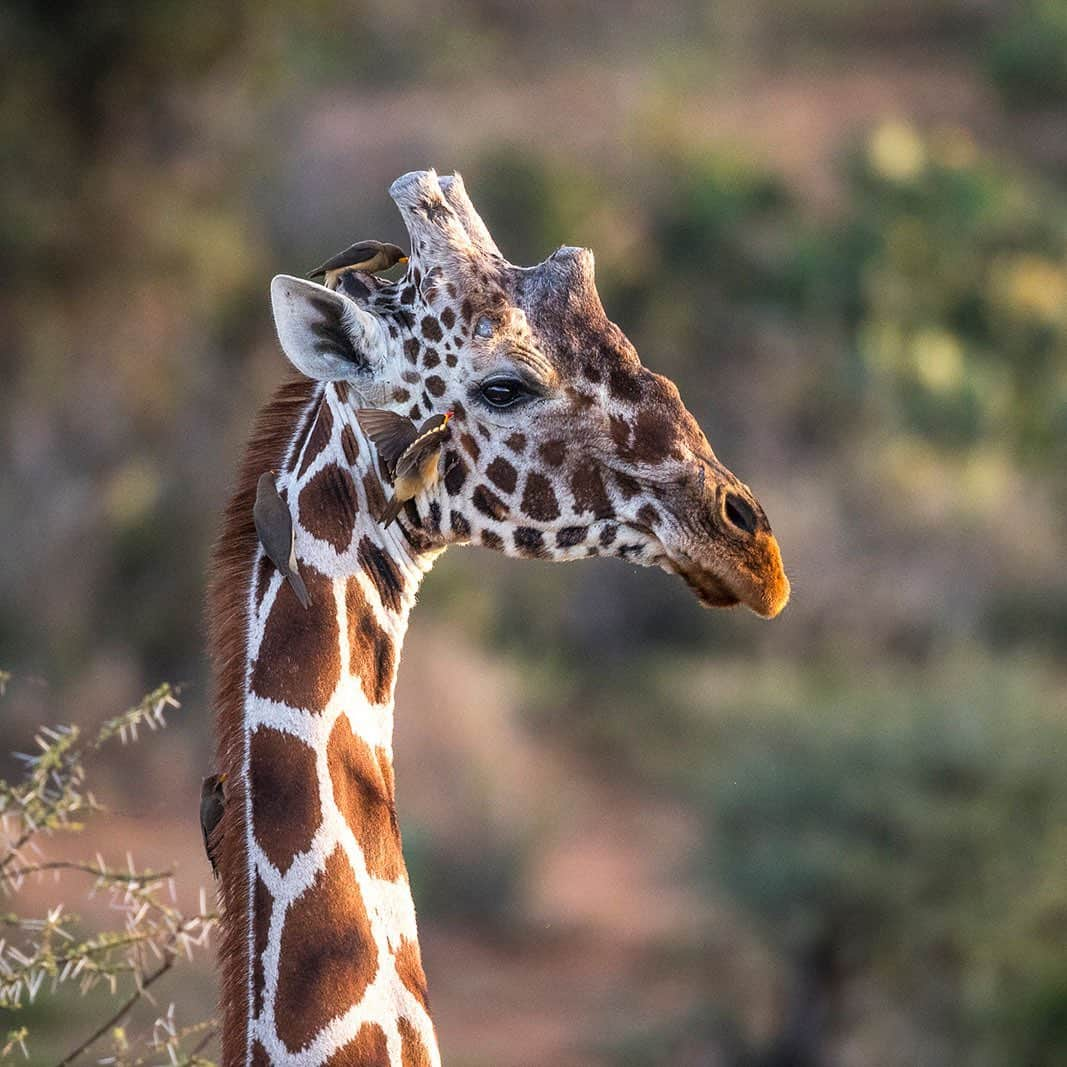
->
[54,954,175,1067]
[1,860,172,884]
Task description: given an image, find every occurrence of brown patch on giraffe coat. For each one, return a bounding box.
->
[556,526,587,548]
[252,875,271,1015]
[481,529,503,550]
[404,338,420,364]
[393,387,411,403]
[297,400,334,478]
[422,317,443,343]
[631,408,675,464]
[428,500,442,533]
[299,463,359,552]
[425,375,446,397]
[249,727,321,873]
[422,347,440,368]
[340,424,360,465]
[505,432,527,453]
[472,484,508,521]
[357,536,405,614]
[253,554,273,611]
[443,451,466,493]
[486,456,518,495]
[250,1041,270,1067]
[521,472,560,521]
[324,1023,390,1067]
[450,510,471,538]
[376,745,396,804]
[399,1018,432,1067]
[327,715,403,881]
[615,471,641,499]
[566,386,595,411]
[274,847,379,1053]
[250,564,338,712]
[609,414,631,451]
[514,527,546,557]
[459,432,480,462]
[362,470,388,523]
[346,578,396,705]
[637,503,661,528]
[393,937,430,1011]
[609,366,644,403]
[539,440,566,467]
[570,462,613,517]
[440,306,455,329]
[599,523,618,546]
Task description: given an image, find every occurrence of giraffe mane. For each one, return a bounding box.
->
[207,374,322,1067]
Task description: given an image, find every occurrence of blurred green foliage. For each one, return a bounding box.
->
[828,122,1067,466]
[987,0,1067,107]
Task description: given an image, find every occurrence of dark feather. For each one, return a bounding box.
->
[355,409,419,471]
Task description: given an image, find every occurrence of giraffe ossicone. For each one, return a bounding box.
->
[210,169,789,1067]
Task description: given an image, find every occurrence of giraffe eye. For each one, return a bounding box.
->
[480,377,529,408]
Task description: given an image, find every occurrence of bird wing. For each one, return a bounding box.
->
[253,475,296,571]
[356,409,419,471]
[307,241,384,279]
[394,424,450,482]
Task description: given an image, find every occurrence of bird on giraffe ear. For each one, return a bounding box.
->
[270,275,390,383]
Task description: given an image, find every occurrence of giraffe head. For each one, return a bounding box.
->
[270,170,789,617]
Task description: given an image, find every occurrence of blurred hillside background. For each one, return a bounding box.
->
[2,1,1067,1064]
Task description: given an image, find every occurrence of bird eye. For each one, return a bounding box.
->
[475,316,494,339]
[480,377,528,408]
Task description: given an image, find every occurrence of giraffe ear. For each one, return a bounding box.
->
[270,275,387,381]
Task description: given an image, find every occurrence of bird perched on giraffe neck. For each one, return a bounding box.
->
[253,471,311,609]
[200,773,227,878]
[356,409,454,527]
[307,240,408,290]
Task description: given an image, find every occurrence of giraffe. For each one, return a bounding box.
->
[208,169,789,1067]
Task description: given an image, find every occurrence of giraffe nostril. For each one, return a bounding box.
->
[723,491,757,536]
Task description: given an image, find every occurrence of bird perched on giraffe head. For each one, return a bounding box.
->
[307,240,408,290]
[356,409,454,527]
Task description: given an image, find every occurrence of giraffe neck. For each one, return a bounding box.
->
[211,380,442,1067]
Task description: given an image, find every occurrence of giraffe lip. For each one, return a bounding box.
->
[669,559,743,610]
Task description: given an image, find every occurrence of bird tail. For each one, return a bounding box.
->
[381,495,405,527]
[288,568,311,610]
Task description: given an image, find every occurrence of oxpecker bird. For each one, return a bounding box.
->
[200,773,226,878]
[253,471,311,609]
[356,409,454,527]
[308,240,408,290]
